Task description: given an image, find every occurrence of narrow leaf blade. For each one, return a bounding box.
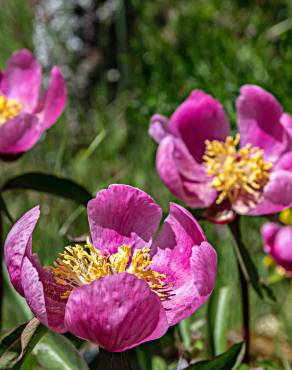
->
[0,318,47,369]
[185,342,244,370]
[2,173,92,206]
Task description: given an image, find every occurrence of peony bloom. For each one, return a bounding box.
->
[4,184,217,352]
[0,49,66,160]
[261,221,292,273]
[150,86,292,223]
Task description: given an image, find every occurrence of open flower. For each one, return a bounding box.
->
[0,49,66,160]
[150,86,292,223]
[261,208,292,274]
[5,184,217,352]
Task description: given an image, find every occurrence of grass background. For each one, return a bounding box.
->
[1,0,292,368]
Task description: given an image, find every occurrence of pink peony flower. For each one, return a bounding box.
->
[261,222,292,273]
[4,184,217,352]
[149,86,292,223]
[0,49,66,160]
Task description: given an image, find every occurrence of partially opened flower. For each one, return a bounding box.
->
[150,86,292,223]
[261,208,292,274]
[5,184,217,352]
[0,49,66,160]
[261,221,292,274]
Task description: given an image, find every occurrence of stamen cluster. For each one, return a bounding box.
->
[0,95,22,124]
[203,134,272,205]
[52,242,172,301]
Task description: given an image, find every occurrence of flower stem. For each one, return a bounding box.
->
[228,217,250,363]
[97,348,132,370]
[0,210,4,332]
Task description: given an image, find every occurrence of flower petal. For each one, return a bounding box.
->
[236,85,287,162]
[1,49,41,111]
[168,90,230,163]
[163,242,217,326]
[0,113,41,155]
[4,206,40,295]
[64,273,168,352]
[274,152,292,171]
[21,257,67,332]
[156,136,216,208]
[249,170,292,215]
[37,67,66,130]
[273,226,292,272]
[149,114,169,143]
[151,203,206,287]
[21,257,48,325]
[88,185,162,253]
[261,222,281,254]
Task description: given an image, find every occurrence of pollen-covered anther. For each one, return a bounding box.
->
[0,95,22,124]
[203,134,272,205]
[52,243,172,301]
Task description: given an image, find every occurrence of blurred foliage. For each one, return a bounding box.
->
[1,0,292,368]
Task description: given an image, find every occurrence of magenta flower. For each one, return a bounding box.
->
[4,184,217,352]
[0,49,66,160]
[261,222,292,273]
[150,86,292,223]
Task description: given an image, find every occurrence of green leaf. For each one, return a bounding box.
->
[185,342,244,370]
[229,220,264,299]
[207,285,231,356]
[2,172,92,207]
[0,318,47,369]
[26,331,89,370]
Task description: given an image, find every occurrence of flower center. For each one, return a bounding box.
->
[0,95,22,125]
[203,134,272,205]
[51,242,172,301]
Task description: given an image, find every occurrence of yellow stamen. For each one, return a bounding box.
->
[51,243,172,301]
[263,255,274,268]
[279,208,292,226]
[203,134,272,205]
[0,95,22,125]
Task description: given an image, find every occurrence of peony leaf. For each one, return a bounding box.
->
[185,342,244,370]
[24,331,89,370]
[2,172,92,207]
[0,318,47,369]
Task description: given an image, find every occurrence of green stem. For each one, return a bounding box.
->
[228,217,250,364]
[97,348,131,370]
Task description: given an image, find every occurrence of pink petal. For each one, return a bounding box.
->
[149,114,169,143]
[162,242,217,326]
[168,90,230,163]
[0,113,41,155]
[1,49,41,111]
[250,170,292,215]
[236,85,287,162]
[21,257,48,325]
[261,222,281,254]
[156,136,216,208]
[88,184,162,253]
[152,204,210,288]
[4,206,40,295]
[280,113,292,140]
[64,273,168,352]
[21,257,67,332]
[274,152,292,171]
[273,226,292,272]
[37,66,66,130]
[4,206,67,332]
